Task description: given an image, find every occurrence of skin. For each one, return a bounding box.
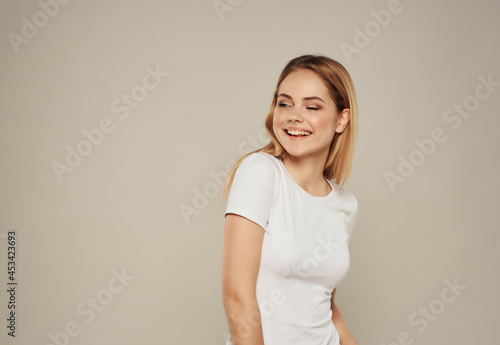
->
[273,68,350,197]
[222,214,265,345]
[222,68,356,345]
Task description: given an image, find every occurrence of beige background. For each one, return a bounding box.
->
[1,0,499,344]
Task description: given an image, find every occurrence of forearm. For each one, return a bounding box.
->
[331,302,357,345]
[223,298,265,345]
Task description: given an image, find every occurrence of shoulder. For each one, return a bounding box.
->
[238,152,280,175]
[241,151,280,166]
[226,152,280,227]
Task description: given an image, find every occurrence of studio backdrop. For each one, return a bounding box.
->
[0,0,499,344]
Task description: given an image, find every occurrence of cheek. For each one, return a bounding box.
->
[272,110,283,128]
[313,116,336,139]
[272,111,287,140]
[326,110,338,126]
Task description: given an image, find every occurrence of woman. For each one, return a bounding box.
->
[221,54,359,345]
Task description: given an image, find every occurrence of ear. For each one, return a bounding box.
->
[335,108,350,133]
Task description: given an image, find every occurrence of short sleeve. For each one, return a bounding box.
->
[225,153,276,231]
[346,195,359,244]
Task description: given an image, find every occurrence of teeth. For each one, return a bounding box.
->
[287,130,312,136]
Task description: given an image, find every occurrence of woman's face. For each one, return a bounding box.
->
[273,69,348,161]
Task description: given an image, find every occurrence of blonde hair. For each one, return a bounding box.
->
[222,54,358,202]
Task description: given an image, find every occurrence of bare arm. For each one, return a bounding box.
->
[331,288,358,345]
[222,213,265,345]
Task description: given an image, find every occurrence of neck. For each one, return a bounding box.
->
[282,152,331,196]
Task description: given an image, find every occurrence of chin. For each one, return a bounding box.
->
[282,145,330,161]
[282,148,313,159]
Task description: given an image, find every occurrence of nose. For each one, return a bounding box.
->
[287,108,303,123]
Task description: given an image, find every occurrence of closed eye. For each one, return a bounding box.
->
[278,102,319,111]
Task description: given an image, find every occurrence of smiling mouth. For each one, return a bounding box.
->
[285,129,312,136]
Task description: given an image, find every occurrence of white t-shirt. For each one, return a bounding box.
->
[225,152,358,345]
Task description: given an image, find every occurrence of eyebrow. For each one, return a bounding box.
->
[277,93,326,104]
